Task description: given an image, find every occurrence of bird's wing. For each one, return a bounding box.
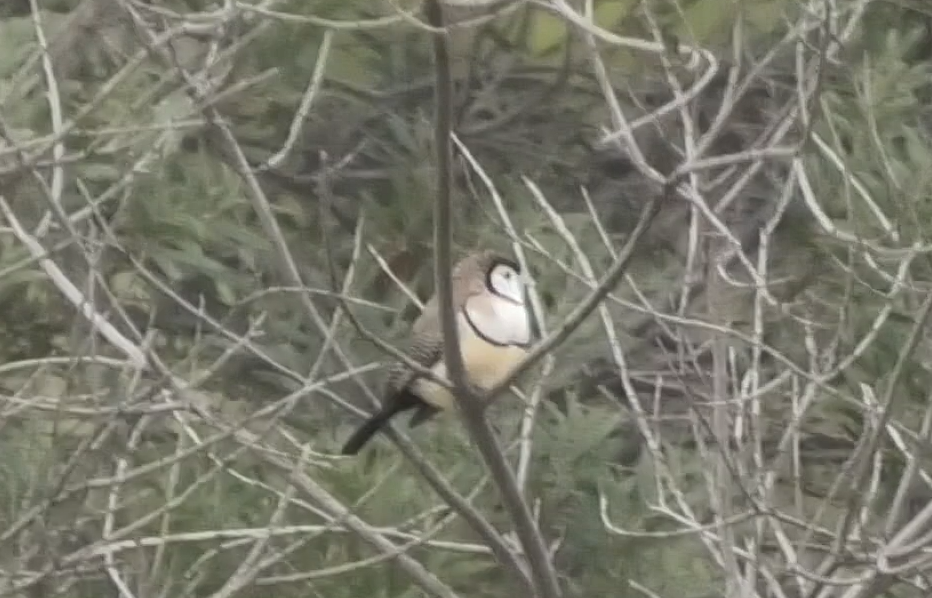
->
[383,298,445,398]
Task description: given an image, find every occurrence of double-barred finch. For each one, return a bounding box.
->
[340,250,532,455]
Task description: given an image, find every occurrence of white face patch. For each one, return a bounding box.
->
[463,293,531,346]
[487,263,524,305]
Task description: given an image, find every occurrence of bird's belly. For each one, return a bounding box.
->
[412,338,527,411]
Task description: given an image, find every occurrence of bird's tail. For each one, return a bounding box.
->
[340,406,399,455]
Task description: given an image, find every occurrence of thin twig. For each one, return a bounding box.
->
[485,190,664,400]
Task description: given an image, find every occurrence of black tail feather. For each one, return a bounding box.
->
[341,391,429,455]
[340,401,409,455]
[408,404,440,429]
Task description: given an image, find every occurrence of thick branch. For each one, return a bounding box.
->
[425,2,562,598]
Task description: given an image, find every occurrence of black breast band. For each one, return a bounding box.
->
[462,309,530,349]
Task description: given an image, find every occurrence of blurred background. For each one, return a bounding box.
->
[0,0,931,597]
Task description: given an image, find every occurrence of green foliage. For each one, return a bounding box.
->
[116,149,269,295]
[1,0,932,597]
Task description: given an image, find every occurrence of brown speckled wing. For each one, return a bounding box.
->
[384,322,444,399]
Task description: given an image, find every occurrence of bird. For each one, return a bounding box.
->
[340,250,532,455]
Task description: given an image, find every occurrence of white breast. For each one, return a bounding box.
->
[464,295,530,346]
[411,296,530,411]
